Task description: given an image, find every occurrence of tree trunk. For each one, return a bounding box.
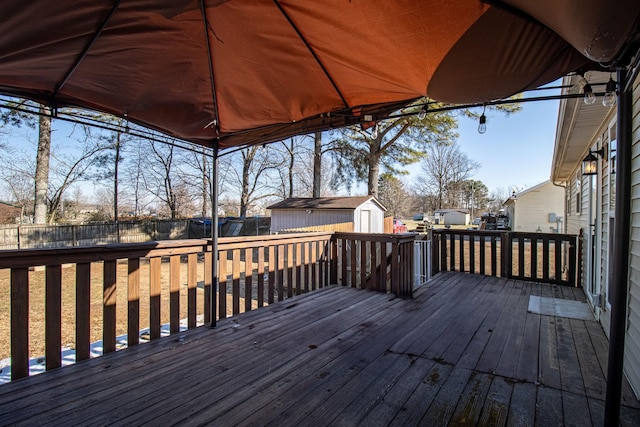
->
[239,147,256,217]
[34,106,51,224]
[288,138,294,198]
[367,151,381,197]
[313,131,322,198]
[114,130,121,222]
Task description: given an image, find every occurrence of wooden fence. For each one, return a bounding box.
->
[0,231,415,381]
[431,229,579,287]
[0,220,192,249]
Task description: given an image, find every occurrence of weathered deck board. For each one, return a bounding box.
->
[0,272,639,426]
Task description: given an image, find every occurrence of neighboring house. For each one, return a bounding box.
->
[0,202,21,224]
[434,209,469,226]
[502,181,565,233]
[267,196,386,234]
[551,69,640,397]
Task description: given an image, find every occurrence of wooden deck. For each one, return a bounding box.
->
[1,272,639,426]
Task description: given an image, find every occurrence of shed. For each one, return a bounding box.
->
[434,209,470,226]
[502,181,565,233]
[267,196,386,234]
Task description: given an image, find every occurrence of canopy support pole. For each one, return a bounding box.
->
[209,141,219,328]
[604,67,632,426]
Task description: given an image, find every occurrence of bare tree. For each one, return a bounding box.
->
[414,142,479,210]
[221,145,280,217]
[142,140,197,218]
[0,167,33,223]
[122,139,152,217]
[46,141,112,223]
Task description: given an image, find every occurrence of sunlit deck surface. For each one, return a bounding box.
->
[1,272,640,426]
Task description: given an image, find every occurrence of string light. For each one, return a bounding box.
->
[583,84,597,105]
[417,105,427,120]
[603,76,617,107]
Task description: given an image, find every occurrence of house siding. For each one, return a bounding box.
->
[555,71,640,398]
[513,182,565,233]
[626,72,640,396]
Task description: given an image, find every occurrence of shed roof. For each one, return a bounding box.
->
[434,209,469,214]
[267,196,385,211]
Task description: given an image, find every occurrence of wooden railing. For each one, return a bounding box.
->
[431,229,579,287]
[331,232,414,297]
[0,231,414,382]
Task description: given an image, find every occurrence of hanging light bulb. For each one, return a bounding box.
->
[603,77,617,107]
[371,123,378,139]
[583,84,597,105]
[417,105,427,120]
[477,113,487,134]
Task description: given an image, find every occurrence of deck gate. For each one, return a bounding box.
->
[414,238,432,288]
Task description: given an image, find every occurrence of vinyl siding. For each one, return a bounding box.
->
[270,209,354,233]
[625,72,640,397]
[513,182,565,233]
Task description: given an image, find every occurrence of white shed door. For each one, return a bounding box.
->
[361,210,371,233]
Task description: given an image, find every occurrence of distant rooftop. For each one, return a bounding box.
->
[267,196,385,211]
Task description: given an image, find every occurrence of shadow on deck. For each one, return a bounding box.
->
[1,272,639,426]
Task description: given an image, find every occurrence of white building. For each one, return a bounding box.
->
[267,196,386,234]
[502,181,565,233]
[434,209,469,226]
[551,69,640,397]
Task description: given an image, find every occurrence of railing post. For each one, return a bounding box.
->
[440,231,447,272]
[430,230,439,275]
[330,235,338,285]
[11,267,29,380]
[500,231,512,278]
[45,264,62,370]
[391,237,400,295]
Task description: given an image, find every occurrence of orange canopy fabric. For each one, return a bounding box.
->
[0,0,638,149]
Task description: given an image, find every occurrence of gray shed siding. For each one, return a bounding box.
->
[353,199,385,233]
[270,209,354,233]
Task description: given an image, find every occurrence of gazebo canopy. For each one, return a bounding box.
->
[0,0,639,149]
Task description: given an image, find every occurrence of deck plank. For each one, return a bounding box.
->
[478,375,513,427]
[387,362,454,426]
[1,272,639,427]
[536,386,564,425]
[448,371,493,425]
[507,382,536,427]
[570,318,606,399]
[355,357,438,426]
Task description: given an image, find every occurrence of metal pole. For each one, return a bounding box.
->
[604,68,632,426]
[209,141,219,328]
